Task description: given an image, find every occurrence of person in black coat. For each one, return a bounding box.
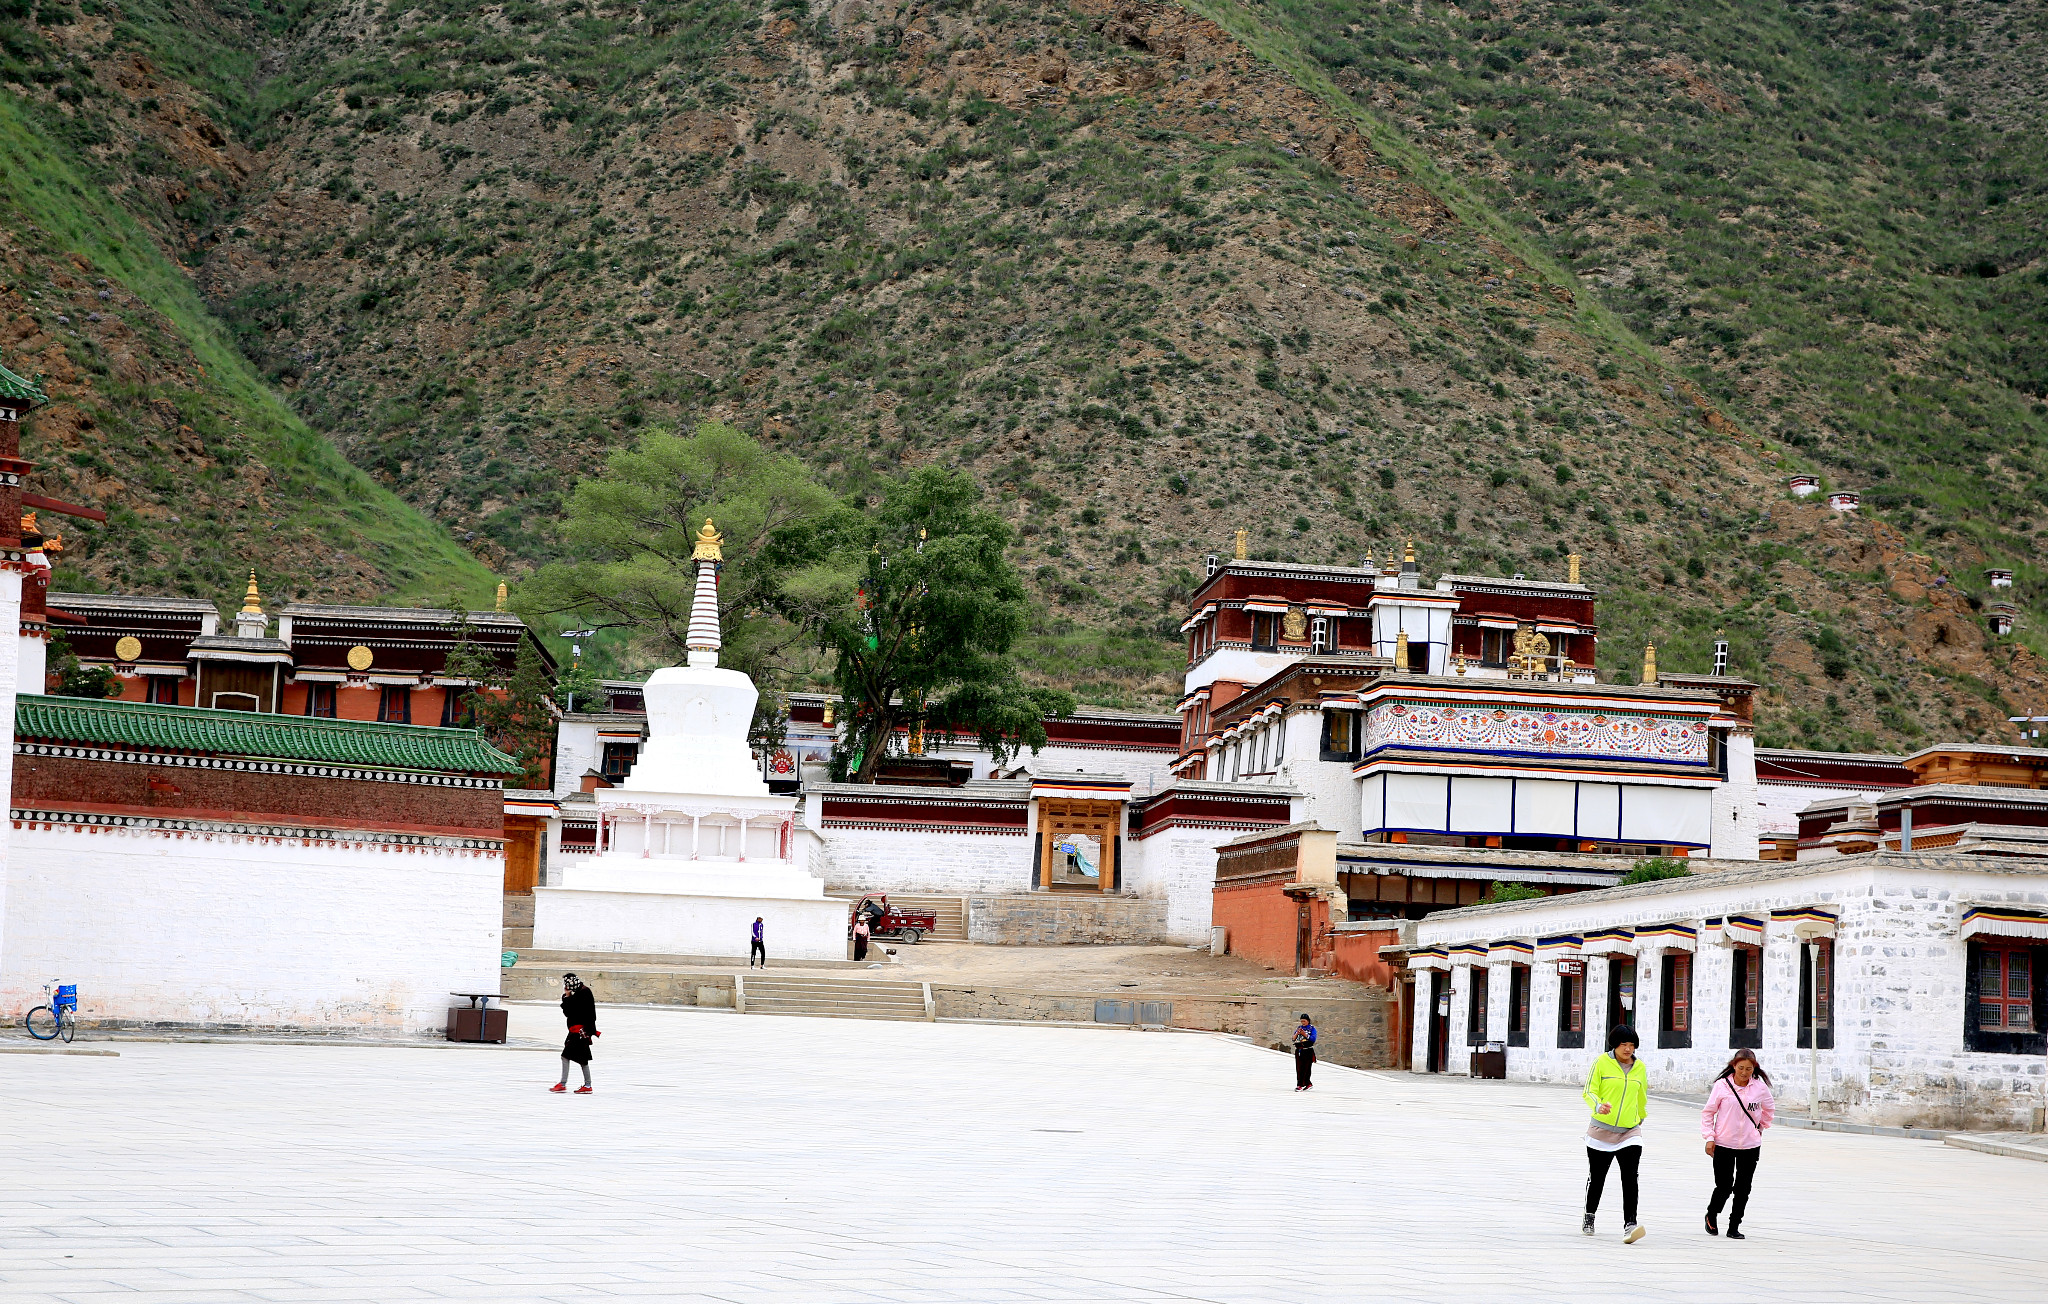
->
[551,973,599,1094]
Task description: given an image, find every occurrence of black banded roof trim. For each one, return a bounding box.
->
[49,592,220,615]
[1438,574,1596,595]
[280,603,529,626]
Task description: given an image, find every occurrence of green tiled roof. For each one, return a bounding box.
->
[0,361,48,406]
[15,694,523,774]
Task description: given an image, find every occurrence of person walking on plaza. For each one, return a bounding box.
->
[852,912,870,962]
[1702,1049,1775,1240]
[750,916,767,968]
[551,973,599,1095]
[1582,1024,1649,1243]
[1293,1014,1318,1090]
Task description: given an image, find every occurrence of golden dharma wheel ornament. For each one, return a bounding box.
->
[346,645,375,671]
[114,635,143,662]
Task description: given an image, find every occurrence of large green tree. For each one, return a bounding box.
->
[772,466,1074,783]
[518,420,841,697]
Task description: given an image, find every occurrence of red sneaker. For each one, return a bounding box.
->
[548,1083,567,1093]
[573,1085,593,1095]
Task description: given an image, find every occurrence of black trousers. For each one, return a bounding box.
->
[1294,1046,1315,1087]
[1585,1145,1641,1224]
[1708,1146,1761,1226]
[750,938,766,965]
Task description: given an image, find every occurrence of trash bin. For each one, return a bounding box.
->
[1470,1041,1508,1080]
[446,1005,508,1043]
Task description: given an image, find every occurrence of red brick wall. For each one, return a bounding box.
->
[1329,926,1405,988]
[1214,877,1326,973]
[13,752,502,837]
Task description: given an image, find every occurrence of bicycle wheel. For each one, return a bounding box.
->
[24,1006,58,1040]
[59,1010,75,1043]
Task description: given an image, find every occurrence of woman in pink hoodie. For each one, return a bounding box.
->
[1701,1049,1775,1239]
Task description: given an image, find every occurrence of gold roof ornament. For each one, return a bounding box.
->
[1234,528,1248,560]
[495,581,508,612]
[1642,643,1658,686]
[1394,629,1410,671]
[242,571,262,613]
[114,635,142,662]
[691,517,724,562]
[347,645,375,671]
[1403,539,1417,566]
[19,511,36,536]
[1568,552,1581,585]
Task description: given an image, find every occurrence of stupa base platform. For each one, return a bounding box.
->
[532,886,851,961]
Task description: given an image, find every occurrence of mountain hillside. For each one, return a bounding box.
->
[1,0,2044,750]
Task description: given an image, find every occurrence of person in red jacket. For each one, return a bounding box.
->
[1701,1049,1775,1238]
[551,973,599,1095]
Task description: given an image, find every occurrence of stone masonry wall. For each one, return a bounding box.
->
[1126,824,1269,944]
[966,893,1167,945]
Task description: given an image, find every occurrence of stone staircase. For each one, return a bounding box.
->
[738,974,934,1021]
[831,892,969,943]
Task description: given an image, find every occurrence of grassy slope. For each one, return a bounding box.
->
[0,0,494,606]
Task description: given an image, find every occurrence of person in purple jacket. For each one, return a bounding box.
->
[749,916,766,968]
[1701,1049,1776,1239]
[1293,1014,1318,1090]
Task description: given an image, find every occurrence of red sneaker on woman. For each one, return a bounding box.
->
[573,1085,593,1095]
[548,1083,566,1093]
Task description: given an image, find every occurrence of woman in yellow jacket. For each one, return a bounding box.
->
[1582,1025,1649,1243]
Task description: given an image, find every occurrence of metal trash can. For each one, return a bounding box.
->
[1470,1041,1508,1080]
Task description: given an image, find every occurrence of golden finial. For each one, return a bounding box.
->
[1234,528,1248,560]
[494,581,508,612]
[242,570,262,613]
[43,533,61,555]
[1568,553,1581,585]
[1403,539,1416,564]
[1362,548,1374,572]
[19,511,36,536]
[691,517,724,562]
[1642,643,1658,686]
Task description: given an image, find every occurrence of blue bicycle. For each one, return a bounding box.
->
[25,981,76,1043]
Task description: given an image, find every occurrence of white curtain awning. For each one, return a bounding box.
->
[1242,601,1291,614]
[1635,923,1697,953]
[1709,915,1766,947]
[1960,907,2048,942]
[1584,928,1636,956]
[1536,934,1584,960]
[1408,951,1450,971]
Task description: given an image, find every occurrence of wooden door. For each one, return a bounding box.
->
[1038,798,1120,891]
[502,815,543,895]
[1428,970,1449,1072]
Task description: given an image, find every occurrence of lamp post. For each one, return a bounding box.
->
[558,629,596,713]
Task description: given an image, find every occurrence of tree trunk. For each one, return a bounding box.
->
[851,710,894,783]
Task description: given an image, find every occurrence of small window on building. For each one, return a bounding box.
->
[1729,944,1763,1049]
[1507,964,1531,1048]
[303,684,336,718]
[1965,940,2043,1054]
[1557,965,1586,1049]
[1251,613,1277,651]
[1310,616,1329,653]
[1321,710,1357,761]
[1798,938,1836,1050]
[147,676,181,706]
[1273,717,1285,762]
[441,687,475,728]
[1467,966,1490,1046]
[377,686,412,725]
[1481,628,1510,667]
[600,742,639,783]
[1659,951,1693,1050]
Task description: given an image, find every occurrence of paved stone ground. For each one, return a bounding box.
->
[5,1005,2046,1303]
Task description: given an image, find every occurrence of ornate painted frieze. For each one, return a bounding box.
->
[1362,699,1709,762]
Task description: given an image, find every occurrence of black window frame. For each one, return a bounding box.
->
[146,676,181,706]
[1729,944,1763,1050]
[1480,627,1510,668]
[303,683,336,718]
[1250,613,1277,651]
[600,741,640,783]
[1556,964,1586,1049]
[1658,950,1694,1050]
[1796,938,1836,1050]
[1964,939,2046,1055]
[1605,956,1637,1039]
[440,686,475,728]
[1466,965,1490,1046]
[1319,709,1359,762]
[377,686,412,725]
[1507,963,1531,1047]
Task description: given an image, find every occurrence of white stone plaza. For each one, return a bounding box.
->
[5,1007,2046,1304]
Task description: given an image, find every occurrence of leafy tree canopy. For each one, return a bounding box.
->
[518,420,840,695]
[770,465,1074,782]
[1621,855,1693,886]
[1480,880,1546,904]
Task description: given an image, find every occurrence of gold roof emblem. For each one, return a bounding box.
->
[114,635,142,662]
[346,645,375,671]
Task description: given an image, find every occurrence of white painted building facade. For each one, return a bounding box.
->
[1404,851,2048,1129]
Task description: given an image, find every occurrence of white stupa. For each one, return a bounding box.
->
[531,520,850,960]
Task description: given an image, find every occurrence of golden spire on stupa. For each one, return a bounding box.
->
[691,517,724,562]
[242,570,263,613]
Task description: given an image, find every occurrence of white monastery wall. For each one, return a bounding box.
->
[0,818,503,1036]
[1274,715,1357,836]
[553,721,605,796]
[815,826,1034,895]
[1709,732,1761,860]
[1757,779,1883,838]
[1127,826,1252,944]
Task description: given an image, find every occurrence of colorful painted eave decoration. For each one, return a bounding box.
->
[1959,906,2048,942]
[1584,926,1635,951]
[1448,942,1489,962]
[1772,906,1838,925]
[1489,938,1535,959]
[1535,933,1585,957]
[14,694,522,774]
[1365,699,1711,764]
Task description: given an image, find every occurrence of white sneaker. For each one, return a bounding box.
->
[1623,1223,1646,1244]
